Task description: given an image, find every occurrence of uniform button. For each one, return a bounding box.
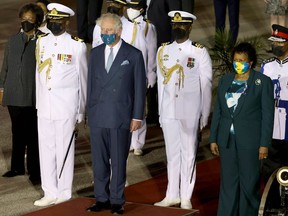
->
[176,59,179,63]
[54,43,57,46]
[52,54,55,57]
[175,94,178,98]
[175,83,178,86]
[48,76,51,80]
[48,87,51,91]
[179,48,182,51]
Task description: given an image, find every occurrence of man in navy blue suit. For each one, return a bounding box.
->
[86,13,146,214]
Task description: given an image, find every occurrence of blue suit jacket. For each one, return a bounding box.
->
[87,40,147,129]
[209,70,274,149]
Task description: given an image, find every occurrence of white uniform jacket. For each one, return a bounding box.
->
[121,17,157,87]
[261,57,288,140]
[36,32,88,120]
[157,39,212,127]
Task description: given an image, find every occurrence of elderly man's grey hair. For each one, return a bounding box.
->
[96,13,122,33]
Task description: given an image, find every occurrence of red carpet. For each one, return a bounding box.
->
[23,158,220,216]
[125,157,220,216]
[23,198,199,216]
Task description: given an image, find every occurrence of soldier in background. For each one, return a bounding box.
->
[36,0,51,33]
[154,11,212,209]
[76,0,103,43]
[261,24,288,182]
[124,0,157,155]
[34,3,87,207]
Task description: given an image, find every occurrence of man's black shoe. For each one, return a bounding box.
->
[111,204,124,215]
[86,201,111,212]
[2,170,25,177]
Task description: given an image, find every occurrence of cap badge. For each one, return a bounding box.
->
[275,29,278,35]
[50,8,59,16]
[173,12,182,22]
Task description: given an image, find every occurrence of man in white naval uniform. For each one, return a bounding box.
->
[261,24,288,186]
[34,3,87,207]
[154,11,212,209]
[123,0,157,155]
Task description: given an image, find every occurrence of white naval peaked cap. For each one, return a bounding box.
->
[47,3,75,20]
[168,10,197,23]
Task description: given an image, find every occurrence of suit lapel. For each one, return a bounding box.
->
[96,45,108,80]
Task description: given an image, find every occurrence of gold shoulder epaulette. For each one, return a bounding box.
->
[37,33,49,38]
[192,41,204,48]
[143,18,151,23]
[262,57,276,64]
[161,41,172,47]
[71,36,84,42]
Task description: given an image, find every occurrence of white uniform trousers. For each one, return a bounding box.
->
[130,119,147,150]
[38,117,75,200]
[161,118,197,200]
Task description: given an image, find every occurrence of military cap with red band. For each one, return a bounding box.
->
[269,24,288,42]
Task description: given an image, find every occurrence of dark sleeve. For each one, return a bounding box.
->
[167,0,182,11]
[0,41,9,88]
[87,49,94,108]
[133,50,147,120]
[260,75,274,147]
[209,76,223,143]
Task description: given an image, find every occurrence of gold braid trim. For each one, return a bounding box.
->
[36,36,52,81]
[157,44,185,89]
[130,22,137,45]
[144,21,149,37]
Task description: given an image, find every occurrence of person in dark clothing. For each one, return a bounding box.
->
[76,0,103,43]
[214,0,239,43]
[0,3,43,185]
[182,0,194,13]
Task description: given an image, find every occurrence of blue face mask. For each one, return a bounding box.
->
[101,34,116,45]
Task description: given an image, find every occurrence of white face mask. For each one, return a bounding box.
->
[127,8,142,21]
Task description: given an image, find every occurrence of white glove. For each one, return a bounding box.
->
[147,83,154,88]
[76,114,84,123]
[147,72,157,88]
[200,115,209,130]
